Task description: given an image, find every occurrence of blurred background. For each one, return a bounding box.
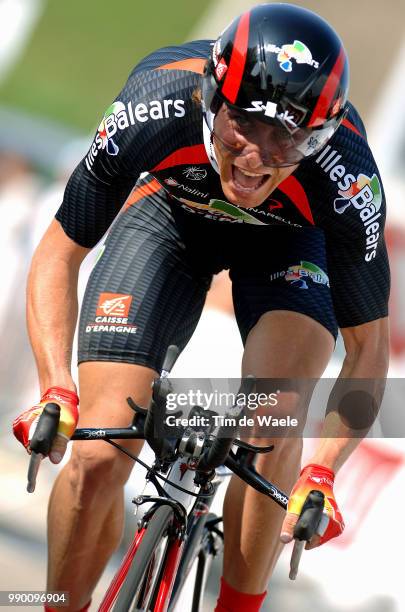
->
[1,0,404,610]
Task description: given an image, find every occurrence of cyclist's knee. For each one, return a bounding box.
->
[246,387,308,451]
[270,436,302,459]
[253,437,302,476]
[68,442,133,496]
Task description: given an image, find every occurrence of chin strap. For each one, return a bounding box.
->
[202,115,220,174]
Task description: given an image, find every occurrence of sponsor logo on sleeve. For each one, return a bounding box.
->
[85,98,186,170]
[315,145,383,262]
[86,293,138,334]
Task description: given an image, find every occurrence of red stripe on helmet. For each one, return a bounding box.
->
[221,12,250,104]
[308,47,346,128]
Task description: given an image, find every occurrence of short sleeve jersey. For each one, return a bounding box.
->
[56,40,390,329]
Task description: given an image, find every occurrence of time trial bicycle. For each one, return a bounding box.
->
[26,346,326,611]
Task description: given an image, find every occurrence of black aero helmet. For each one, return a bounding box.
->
[202,3,350,166]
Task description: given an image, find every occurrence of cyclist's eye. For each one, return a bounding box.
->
[229,112,250,129]
[276,131,293,144]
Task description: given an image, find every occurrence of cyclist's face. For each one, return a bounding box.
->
[213,104,298,208]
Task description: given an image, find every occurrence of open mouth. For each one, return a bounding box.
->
[232,165,271,193]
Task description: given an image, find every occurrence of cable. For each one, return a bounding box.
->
[105,439,215,498]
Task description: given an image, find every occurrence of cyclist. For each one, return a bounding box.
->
[13,4,389,611]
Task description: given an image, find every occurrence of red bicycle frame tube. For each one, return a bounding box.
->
[154,538,184,612]
[98,528,146,612]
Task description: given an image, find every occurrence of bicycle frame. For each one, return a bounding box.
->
[26,346,325,610]
[71,423,289,611]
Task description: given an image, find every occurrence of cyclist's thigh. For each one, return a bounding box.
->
[75,185,212,456]
[230,226,337,378]
[73,363,155,473]
[229,228,335,451]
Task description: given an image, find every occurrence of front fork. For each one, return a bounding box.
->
[190,520,224,612]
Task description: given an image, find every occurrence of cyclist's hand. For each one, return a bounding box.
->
[13,387,79,464]
[280,463,344,549]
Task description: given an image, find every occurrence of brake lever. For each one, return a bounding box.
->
[26,402,60,494]
[27,452,43,493]
[289,490,325,580]
[289,514,328,580]
[289,540,305,580]
[126,397,148,415]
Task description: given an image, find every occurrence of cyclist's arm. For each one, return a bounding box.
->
[27,218,90,394]
[280,316,389,547]
[309,315,389,473]
[311,118,390,473]
[29,60,193,390]
[29,150,136,392]
[281,113,390,546]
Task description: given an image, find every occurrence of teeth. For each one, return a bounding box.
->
[238,168,264,177]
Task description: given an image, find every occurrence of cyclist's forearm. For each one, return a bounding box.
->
[28,257,80,393]
[308,413,363,474]
[308,348,388,473]
[27,222,90,394]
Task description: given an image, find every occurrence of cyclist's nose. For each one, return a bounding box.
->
[241,124,289,168]
[243,147,265,169]
[243,138,288,168]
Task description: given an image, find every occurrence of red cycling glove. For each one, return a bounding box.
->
[286,463,345,546]
[13,387,79,454]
